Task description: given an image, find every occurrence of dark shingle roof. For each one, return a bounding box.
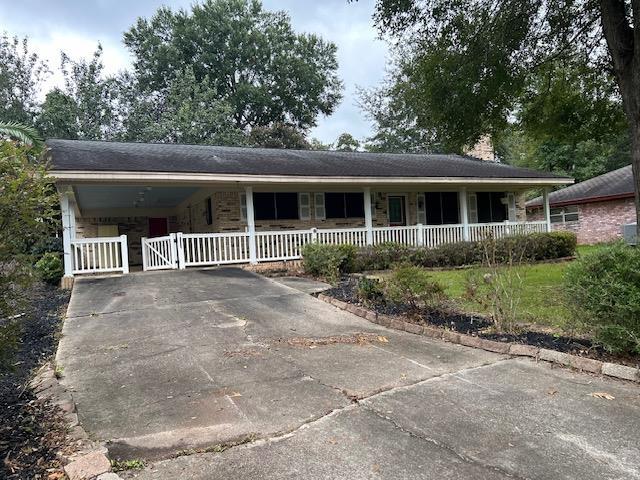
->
[46,139,570,180]
[527,165,634,207]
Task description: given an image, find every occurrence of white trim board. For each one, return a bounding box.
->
[51,170,573,186]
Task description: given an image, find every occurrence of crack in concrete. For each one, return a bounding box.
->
[361,404,531,480]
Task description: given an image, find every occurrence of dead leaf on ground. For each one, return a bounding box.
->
[589,392,615,400]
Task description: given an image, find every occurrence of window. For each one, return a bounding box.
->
[424,192,459,225]
[299,193,310,220]
[254,192,299,220]
[205,197,213,225]
[476,192,507,223]
[550,205,579,223]
[324,192,365,219]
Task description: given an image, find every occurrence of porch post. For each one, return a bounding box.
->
[459,188,470,241]
[363,187,373,245]
[245,186,258,264]
[542,188,551,233]
[60,193,74,278]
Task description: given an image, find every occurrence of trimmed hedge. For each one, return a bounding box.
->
[351,232,577,271]
[302,232,577,280]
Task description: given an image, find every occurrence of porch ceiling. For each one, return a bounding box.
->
[74,185,198,210]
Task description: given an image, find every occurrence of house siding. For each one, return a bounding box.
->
[527,197,635,244]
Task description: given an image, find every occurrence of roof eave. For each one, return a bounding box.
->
[527,191,635,209]
[49,170,574,186]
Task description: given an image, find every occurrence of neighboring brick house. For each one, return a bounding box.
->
[527,165,636,244]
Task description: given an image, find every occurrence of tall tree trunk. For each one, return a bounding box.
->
[631,122,640,237]
[600,0,640,237]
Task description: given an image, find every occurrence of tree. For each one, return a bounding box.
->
[37,89,78,140]
[0,121,43,148]
[37,46,119,140]
[248,123,311,149]
[123,0,343,131]
[334,133,360,152]
[118,68,246,145]
[370,0,640,233]
[0,34,49,125]
[358,62,437,153]
[0,136,57,368]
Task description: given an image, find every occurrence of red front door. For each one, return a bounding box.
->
[148,217,168,238]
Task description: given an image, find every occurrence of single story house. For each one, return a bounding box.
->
[526,165,636,244]
[46,139,572,279]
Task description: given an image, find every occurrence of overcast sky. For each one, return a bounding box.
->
[0,0,388,144]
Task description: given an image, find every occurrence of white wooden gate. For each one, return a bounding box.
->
[141,234,178,271]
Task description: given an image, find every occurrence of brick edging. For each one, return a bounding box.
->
[317,294,640,384]
[29,363,123,480]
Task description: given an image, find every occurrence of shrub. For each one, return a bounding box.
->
[351,232,577,272]
[384,266,446,311]
[353,242,411,271]
[35,252,64,285]
[356,276,384,304]
[464,236,526,332]
[301,243,356,283]
[563,243,640,354]
[30,236,64,256]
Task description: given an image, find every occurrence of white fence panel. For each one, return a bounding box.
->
[180,232,250,266]
[71,235,128,274]
[316,227,368,247]
[256,230,314,261]
[372,226,419,246]
[422,224,465,248]
[468,221,548,242]
[142,234,177,271]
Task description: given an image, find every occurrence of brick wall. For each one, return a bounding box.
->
[177,189,525,232]
[527,197,636,244]
[75,217,148,265]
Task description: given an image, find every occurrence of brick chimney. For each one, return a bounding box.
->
[465,135,495,161]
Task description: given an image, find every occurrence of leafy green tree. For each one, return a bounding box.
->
[37,89,79,139]
[371,0,640,231]
[118,68,246,145]
[0,137,57,369]
[359,65,437,153]
[334,132,360,152]
[37,46,118,140]
[0,33,49,125]
[308,138,332,150]
[248,123,311,149]
[123,0,343,130]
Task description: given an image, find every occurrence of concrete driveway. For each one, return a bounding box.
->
[58,269,640,479]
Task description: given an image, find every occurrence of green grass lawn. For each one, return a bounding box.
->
[426,243,612,329]
[428,262,571,328]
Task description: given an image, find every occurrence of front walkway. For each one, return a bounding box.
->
[57,269,640,479]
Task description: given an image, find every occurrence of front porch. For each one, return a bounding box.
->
[58,184,553,276]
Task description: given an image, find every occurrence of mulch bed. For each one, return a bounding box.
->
[324,277,640,369]
[0,282,71,480]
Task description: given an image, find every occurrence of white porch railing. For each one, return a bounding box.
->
[468,221,547,242]
[179,231,251,267]
[316,227,368,247]
[71,235,129,274]
[173,221,549,268]
[256,229,315,261]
